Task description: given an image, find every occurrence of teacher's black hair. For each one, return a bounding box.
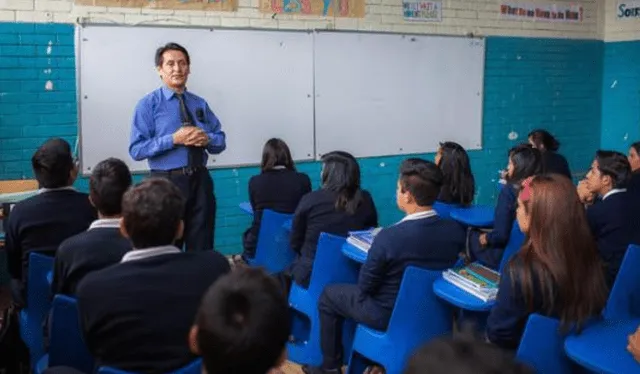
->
[155,42,191,67]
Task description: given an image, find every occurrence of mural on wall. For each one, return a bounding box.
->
[499,2,583,22]
[75,0,237,12]
[259,0,365,17]
[617,1,640,19]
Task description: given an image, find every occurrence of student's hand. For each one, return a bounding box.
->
[479,233,488,247]
[577,180,595,204]
[627,326,640,362]
[172,127,202,145]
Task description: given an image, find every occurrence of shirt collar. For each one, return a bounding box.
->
[602,188,626,201]
[400,209,438,222]
[120,245,181,263]
[161,85,188,100]
[88,218,121,230]
[38,186,76,194]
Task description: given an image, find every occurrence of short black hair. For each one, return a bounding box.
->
[528,129,560,152]
[121,178,185,249]
[32,138,74,189]
[89,158,132,216]
[155,42,190,67]
[195,268,290,374]
[507,144,542,186]
[404,334,533,374]
[399,158,443,207]
[261,138,295,172]
[594,150,631,188]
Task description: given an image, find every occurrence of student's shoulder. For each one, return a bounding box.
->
[58,230,92,255]
[76,263,121,297]
[186,251,231,272]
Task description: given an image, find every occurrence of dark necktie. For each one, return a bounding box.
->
[176,93,204,168]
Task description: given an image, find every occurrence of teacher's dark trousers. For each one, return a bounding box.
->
[151,167,216,252]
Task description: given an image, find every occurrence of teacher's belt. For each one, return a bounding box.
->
[152,165,206,176]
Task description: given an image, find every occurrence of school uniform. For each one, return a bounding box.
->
[242,168,311,259]
[586,189,640,287]
[541,151,572,180]
[5,188,96,303]
[469,184,517,269]
[52,218,132,296]
[76,247,230,373]
[317,211,466,370]
[289,189,378,288]
[627,171,640,195]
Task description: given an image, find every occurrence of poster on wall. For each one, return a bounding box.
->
[403,0,442,21]
[259,0,365,17]
[499,2,583,22]
[617,1,640,19]
[75,0,236,12]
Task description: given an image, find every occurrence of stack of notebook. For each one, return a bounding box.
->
[442,262,500,302]
[346,227,382,251]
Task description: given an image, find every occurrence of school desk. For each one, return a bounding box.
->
[341,241,367,264]
[449,205,495,228]
[565,318,640,374]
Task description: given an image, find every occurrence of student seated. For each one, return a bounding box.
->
[52,158,133,296]
[289,151,378,288]
[236,138,311,265]
[6,138,96,306]
[487,175,607,350]
[303,159,466,374]
[528,129,571,179]
[189,267,290,374]
[404,332,533,374]
[627,141,640,194]
[76,178,230,373]
[434,141,475,207]
[577,150,640,287]
[469,144,541,270]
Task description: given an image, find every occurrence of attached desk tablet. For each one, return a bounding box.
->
[239,202,253,216]
[449,205,495,228]
[342,242,367,264]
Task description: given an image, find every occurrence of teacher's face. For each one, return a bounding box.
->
[157,49,190,90]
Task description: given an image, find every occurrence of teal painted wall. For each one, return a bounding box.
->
[0,23,604,254]
[601,40,640,153]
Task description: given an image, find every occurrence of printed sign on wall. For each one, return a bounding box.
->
[260,0,365,17]
[403,0,442,21]
[499,2,583,22]
[617,1,640,19]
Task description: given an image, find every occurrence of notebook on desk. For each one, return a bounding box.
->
[346,227,382,252]
[442,262,500,302]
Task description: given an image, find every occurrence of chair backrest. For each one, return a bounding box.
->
[515,314,574,374]
[48,294,94,373]
[308,233,360,297]
[433,202,461,219]
[603,244,640,320]
[98,359,202,374]
[498,222,525,273]
[26,252,54,315]
[386,266,452,361]
[254,209,296,273]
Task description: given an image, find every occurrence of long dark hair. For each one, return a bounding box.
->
[260,138,295,172]
[437,142,475,206]
[320,151,362,214]
[528,129,560,152]
[509,174,607,331]
[506,144,542,187]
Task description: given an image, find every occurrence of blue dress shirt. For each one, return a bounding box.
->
[129,86,226,171]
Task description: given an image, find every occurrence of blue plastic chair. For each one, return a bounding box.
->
[346,267,453,374]
[515,314,575,374]
[498,222,525,273]
[247,209,296,274]
[433,202,461,219]
[603,244,640,320]
[287,233,360,366]
[97,359,202,374]
[35,294,95,374]
[20,252,54,367]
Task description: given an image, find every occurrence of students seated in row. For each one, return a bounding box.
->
[189,268,290,374]
[77,178,230,373]
[52,158,133,296]
[627,141,640,194]
[289,151,378,288]
[469,144,541,270]
[303,159,466,374]
[6,138,96,305]
[237,138,311,265]
[486,175,607,350]
[577,150,640,287]
[528,129,571,179]
[434,141,475,207]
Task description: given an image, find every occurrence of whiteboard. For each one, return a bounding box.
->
[77,25,315,173]
[313,31,485,158]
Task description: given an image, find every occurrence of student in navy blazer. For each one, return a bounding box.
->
[236,138,311,265]
[627,142,640,195]
[434,141,475,207]
[469,144,541,269]
[487,175,607,350]
[303,159,466,374]
[528,129,572,180]
[577,150,640,287]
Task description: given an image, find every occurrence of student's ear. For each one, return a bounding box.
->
[88,194,96,208]
[119,219,130,240]
[188,325,200,355]
[176,220,185,241]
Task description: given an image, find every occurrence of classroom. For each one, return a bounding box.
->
[1,0,640,373]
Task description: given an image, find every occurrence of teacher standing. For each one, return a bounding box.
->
[129,42,226,252]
